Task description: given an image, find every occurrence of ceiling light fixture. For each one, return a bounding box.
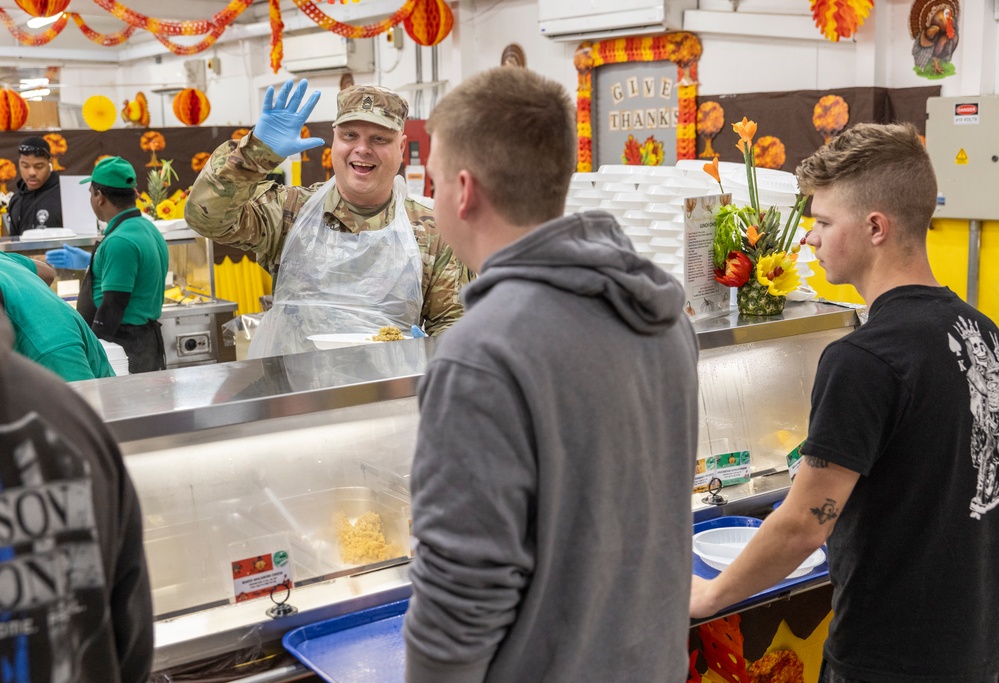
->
[26,13,62,29]
[21,88,50,99]
[19,77,49,89]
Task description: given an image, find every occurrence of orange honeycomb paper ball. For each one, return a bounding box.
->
[172,88,211,126]
[404,0,454,46]
[14,0,68,17]
[0,89,29,132]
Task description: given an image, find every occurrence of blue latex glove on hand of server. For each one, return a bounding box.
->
[45,244,91,270]
[253,79,325,158]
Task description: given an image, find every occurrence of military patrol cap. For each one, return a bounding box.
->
[334,85,408,131]
[80,156,137,189]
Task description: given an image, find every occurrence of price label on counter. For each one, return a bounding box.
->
[229,536,294,603]
[692,450,751,493]
[786,442,806,481]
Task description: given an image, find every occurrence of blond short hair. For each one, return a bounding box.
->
[427,67,576,227]
[796,122,937,240]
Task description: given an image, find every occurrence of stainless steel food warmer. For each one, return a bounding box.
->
[72,300,858,681]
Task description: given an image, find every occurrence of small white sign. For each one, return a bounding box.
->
[954,103,980,125]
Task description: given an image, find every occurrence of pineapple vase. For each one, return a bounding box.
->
[737,277,786,316]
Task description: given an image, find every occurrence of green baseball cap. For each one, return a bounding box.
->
[334,85,408,131]
[80,156,137,189]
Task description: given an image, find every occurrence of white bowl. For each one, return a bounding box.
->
[693,526,826,579]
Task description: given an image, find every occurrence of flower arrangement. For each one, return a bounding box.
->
[704,117,807,315]
[137,159,188,221]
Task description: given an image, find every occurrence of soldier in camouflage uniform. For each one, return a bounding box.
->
[185,79,470,357]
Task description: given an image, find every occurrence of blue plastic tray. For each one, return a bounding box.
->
[283,600,408,683]
[692,515,829,614]
[284,516,830,681]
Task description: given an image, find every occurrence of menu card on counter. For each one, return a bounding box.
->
[229,533,294,604]
[692,451,752,492]
[683,194,730,318]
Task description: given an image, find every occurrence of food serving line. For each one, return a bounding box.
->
[0,224,237,369]
[65,300,856,682]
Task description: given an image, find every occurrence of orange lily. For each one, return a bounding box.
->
[733,117,757,145]
[747,225,762,246]
[703,156,720,183]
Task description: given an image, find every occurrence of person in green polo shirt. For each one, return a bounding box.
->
[0,250,114,381]
[76,156,169,373]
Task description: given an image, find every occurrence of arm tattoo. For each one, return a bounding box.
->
[804,456,829,468]
[810,498,839,524]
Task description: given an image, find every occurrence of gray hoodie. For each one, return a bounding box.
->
[405,211,699,683]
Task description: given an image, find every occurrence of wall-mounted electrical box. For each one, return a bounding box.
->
[926,95,999,220]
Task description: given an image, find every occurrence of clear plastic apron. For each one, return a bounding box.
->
[249,175,423,358]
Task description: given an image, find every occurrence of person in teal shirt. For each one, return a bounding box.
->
[76,157,169,373]
[0,250,114,381]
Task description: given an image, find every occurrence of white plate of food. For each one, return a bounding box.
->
[308,327,411,350]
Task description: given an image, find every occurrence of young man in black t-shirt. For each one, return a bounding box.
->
[690,123,999,682]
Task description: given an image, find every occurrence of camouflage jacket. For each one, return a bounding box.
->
[185,134,470,335]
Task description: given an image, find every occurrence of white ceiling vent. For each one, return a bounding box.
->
[282,33,375,75]
[538,0,695,41]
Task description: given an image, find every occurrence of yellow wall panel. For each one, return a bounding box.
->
[804,218,998,323]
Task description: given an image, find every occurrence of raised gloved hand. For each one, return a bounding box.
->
[253,79,325,158]
[45,244,91,270]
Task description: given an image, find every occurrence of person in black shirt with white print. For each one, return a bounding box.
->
[691,122,999,683]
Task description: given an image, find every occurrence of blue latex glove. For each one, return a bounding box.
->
[45,244,91,270]
[410,325,428,338]
[253,79,325,158]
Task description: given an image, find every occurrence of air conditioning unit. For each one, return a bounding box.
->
[538,0,695,41]
[282,33,375,74]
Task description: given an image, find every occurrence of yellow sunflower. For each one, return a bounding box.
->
[755,252,800,296]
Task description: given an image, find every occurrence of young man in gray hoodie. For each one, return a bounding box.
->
[403,66,699,683]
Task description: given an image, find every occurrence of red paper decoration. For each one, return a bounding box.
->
[14,0,69,18]
[810,0,873,41]
[404,0,453,46]
[0,89,29,132]
[172,88,211,126]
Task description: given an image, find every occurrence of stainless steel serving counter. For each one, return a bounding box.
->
[71,300,859,678]
[78,300,857,442]
[0,234,99,252]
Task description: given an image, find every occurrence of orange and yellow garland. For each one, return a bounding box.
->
[269,0,284,75]
[290,0,416,39]
[0,0,453,72]
[573,33,702,172]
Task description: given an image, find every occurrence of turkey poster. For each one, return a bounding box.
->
[593,61,680,167]
[909,0,960,79]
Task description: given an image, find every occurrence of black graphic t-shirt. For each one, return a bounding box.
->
[803,286,999,681]
[0,308,152,683]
